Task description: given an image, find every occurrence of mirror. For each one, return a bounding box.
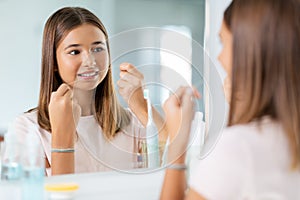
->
[0,0,206,174]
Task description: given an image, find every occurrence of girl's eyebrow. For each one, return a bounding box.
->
[92,41,106,46]
[64,44,80,51]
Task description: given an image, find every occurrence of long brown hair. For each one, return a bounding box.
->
[224,0,300,168]
[37,7,130,139]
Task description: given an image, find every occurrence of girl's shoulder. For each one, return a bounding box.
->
[9,110,42,136]
[8,110,50,142]
[13,109,39,125]
[223,117,282,138]
[219,117,287,156]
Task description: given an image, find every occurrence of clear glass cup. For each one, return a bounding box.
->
[0,133,23,200]
[21,133,45,200]
[1,132,22,181]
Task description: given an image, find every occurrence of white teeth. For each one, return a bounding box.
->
[78,71,98,77]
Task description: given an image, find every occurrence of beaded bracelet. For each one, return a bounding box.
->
[51,148,75,153]
[167,163,187,170]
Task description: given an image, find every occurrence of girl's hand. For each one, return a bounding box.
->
[163,86,200,162]
[48,83,81,148]
[117,63,147,116]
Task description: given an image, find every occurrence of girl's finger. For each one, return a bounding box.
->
[56,83,71,96]
[120,63,144,79]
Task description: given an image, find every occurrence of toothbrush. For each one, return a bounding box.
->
[143,89,160,168]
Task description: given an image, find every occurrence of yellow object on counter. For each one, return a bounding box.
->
[45,183,79,191]
[45,183,79,200]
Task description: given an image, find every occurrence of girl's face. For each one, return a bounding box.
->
[218,20,233,102]
[56,24,109,90]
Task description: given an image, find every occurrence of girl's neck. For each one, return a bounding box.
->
[73,89,95,116]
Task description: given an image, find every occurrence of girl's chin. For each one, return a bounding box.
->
[73,80,99,91]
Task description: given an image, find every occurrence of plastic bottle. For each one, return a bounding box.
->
[144,89,160,168]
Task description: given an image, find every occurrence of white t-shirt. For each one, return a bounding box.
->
[189,117,300,199]
[8,109,146,176]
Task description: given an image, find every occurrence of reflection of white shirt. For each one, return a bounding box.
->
[189,117,300,199]
[9,110,145,176]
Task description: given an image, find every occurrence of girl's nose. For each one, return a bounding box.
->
[82,52,96,67]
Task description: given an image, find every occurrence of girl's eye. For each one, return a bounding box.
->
[92,47,105,53]
[69,50,80,55]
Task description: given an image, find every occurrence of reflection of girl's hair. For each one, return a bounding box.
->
[35,7,130,139]
[224,0,300,169]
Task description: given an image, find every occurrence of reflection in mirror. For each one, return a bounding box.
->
[111,27,218,173]
[0,0,206,176]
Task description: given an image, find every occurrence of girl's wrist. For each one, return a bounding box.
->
[52,136,75,149]
[167,150,186,165]
[166,163,187,171]
[130,99,148,126]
